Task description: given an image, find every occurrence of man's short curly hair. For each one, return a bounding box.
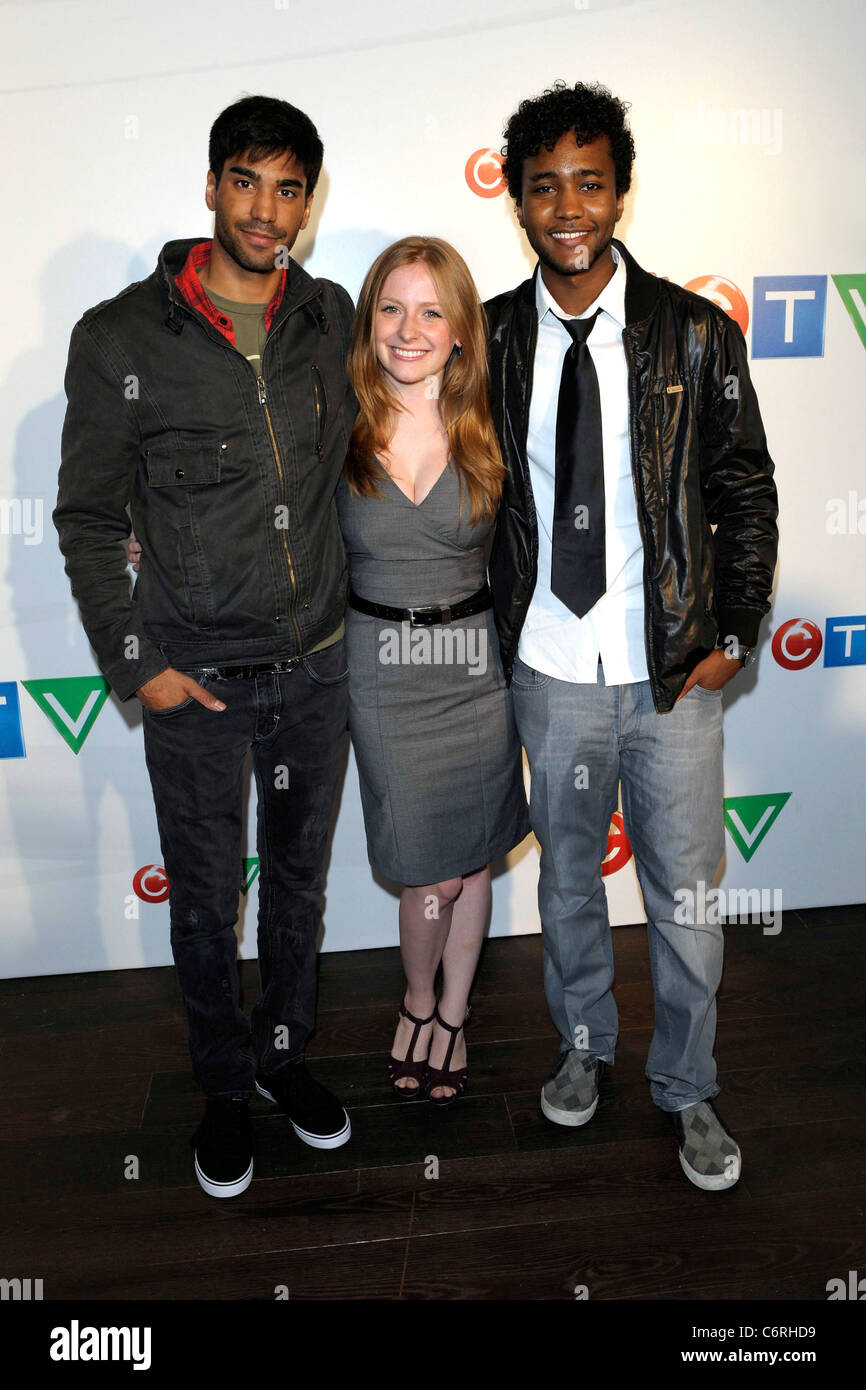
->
[501,80,635,200]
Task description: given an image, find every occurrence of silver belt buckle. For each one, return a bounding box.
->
[405,603,449,626]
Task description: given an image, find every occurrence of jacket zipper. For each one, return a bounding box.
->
[652,384,664,461]
[169,285,321,656]
[256,372,303,651]
[311,365,326,458]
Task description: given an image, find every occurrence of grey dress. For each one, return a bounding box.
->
[336,459,530,885]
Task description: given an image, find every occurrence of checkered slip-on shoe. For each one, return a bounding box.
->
[540,1048,604,1127]
[673,1100,742,1191]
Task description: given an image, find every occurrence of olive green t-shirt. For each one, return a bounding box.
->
[200,279,268,376]
[196,273,344,656]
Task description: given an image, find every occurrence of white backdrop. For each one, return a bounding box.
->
[0,0,863,977]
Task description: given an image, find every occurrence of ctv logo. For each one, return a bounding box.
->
[752,273,866,357]
[0,676,110,758]
[824,616,866,667]
[772,619,822,670]
[601,811,633,876]
[724,794,790,863]
[831,274,866,351]
[132,865,170,904]
[772,617,866,669]
[0,682,26,758]
[752,276,827,357]
[684,275,749,335]
[131,859,260,904]
[464,148,505,198]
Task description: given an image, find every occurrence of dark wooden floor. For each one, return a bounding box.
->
[1,905,864,1301]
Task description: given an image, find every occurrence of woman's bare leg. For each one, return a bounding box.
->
[391,877,463,1091]
[428,866,491,1098]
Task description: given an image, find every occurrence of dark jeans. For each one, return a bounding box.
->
[141,639,349,1097]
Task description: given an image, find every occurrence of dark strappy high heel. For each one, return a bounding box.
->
[424,1004,471,1106]
[388,1000,435,1098]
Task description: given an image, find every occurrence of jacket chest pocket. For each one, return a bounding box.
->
[650,377,685,426]
[146,443,225,493]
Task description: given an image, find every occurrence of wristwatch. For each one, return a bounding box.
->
[719,637,756,668]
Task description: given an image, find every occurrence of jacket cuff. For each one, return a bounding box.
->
[715,606,765,649]
[104,641,169,702]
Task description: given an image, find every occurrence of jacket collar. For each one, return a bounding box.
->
[535,242,627,328]
[513,238,660,328]
[159,237,323,333]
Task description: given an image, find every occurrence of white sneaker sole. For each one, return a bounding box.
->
[540,1089,599,1127]
[678,1148,742,1191]
[194,1152,253,1199]
[255,1080,352,1149]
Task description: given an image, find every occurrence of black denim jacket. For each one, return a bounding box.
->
[55,238,356,700]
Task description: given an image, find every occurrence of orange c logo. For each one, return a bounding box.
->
[465,148,506,198]
[684,275,749,335]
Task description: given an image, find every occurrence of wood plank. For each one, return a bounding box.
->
[38,1235,409,1300]
[5,1169,415,1274]
[399,1185,866,1300]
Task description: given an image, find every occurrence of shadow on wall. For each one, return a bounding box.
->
[4,223,420,978]
[2,236,254,978]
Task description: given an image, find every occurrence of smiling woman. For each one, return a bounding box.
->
[337,236,530,1104]
[345,237,504,521]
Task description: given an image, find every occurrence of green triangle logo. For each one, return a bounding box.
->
[240,858,260,895]
[832,275,866,351]
[723,793,790,862]
[22,676,110,754]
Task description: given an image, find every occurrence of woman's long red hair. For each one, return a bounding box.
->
[344,236,504,523]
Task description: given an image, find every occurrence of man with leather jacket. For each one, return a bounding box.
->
[55,96,356,1199]
[485,82,778,1189]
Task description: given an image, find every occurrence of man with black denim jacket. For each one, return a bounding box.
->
[485,83,779,1189]
[55,96,356,1199]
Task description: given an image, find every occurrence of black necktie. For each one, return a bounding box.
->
[551,309,605,618]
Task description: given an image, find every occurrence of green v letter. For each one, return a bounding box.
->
[22,676,110,754]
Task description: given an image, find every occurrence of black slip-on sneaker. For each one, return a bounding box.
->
[192,1095,254,1199]
[255,1060,351,1149]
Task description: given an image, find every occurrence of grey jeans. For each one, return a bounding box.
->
[511,656,725,1111]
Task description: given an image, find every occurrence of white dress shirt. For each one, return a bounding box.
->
[517,244,649,685]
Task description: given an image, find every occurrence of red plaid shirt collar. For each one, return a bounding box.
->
[173,240,287,347]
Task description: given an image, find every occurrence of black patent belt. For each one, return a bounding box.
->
[347,582,491,627]
[182,657,304,680]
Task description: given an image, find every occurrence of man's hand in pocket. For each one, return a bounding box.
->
[136,668,226,712]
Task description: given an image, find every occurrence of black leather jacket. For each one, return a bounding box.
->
[484,239,779,712]
[55,238,355,700]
